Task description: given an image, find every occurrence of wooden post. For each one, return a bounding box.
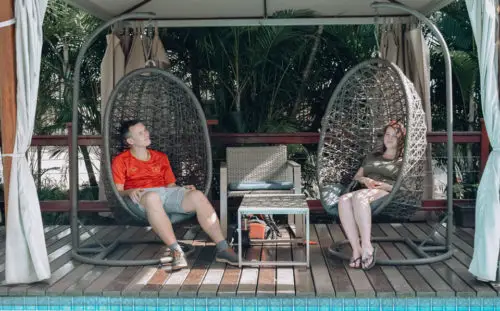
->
[0,0,17,218]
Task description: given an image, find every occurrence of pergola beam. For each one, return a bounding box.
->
[0,0,17,219]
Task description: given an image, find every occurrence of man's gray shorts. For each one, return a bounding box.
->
[124,187,195,223]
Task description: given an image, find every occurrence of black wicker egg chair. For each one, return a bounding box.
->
[71,66,212,266]
[317,58,451,265]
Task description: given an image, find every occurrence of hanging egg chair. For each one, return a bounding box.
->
[317,58,435,265]
[317,58,427,219]
[72,65,212,266]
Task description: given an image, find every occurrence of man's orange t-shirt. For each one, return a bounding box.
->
[112,149,176,190]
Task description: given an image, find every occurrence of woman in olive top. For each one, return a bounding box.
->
[338,121,406,270]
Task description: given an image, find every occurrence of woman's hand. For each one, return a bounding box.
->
[360,177,377,189]
[373,182,392,192]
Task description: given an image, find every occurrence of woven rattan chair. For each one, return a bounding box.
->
[73,67,212,266]
[317,58,437,265]
[220,145,301,238]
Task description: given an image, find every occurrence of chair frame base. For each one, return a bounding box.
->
[71,236,195,266]
[328,237,453,265]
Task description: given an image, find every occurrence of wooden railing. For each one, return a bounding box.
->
[7,120,489,213]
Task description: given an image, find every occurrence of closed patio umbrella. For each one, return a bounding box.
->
[98,33,125,201]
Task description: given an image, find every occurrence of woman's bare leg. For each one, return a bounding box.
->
[352,189,389,268]
[338,192,362,267]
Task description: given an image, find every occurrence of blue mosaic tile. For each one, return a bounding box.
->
[242,298,258,311]
[355,298,369,310]
[444,297,458,311]
[158,298,172,311]
[368,297,380,311]
[457,297,471,311]
[204,298,218,311]
[405,298,418,311]
[294,298,306,311]
[418,298,431,310]
[280,298,294,311]
[331,298,343,309]
[384,298,397,309]
[394,298,407,311]
[219,297,231,311]
[230,298,244,311]
[344,298,356,311]
[121,297,135,311]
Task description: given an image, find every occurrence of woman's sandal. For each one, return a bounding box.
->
[349,256,362,269]
[361,246,378,271]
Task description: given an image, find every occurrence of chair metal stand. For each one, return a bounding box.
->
[71,220,195,266]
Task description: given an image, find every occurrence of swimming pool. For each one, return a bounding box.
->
[0,297,499,310]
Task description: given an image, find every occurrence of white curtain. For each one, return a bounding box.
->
[466,0,500,282]
[5,0,50,284]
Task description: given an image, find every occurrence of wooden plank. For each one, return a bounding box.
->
[371,225,435,297]
[378,223,455,297]
[101,242,162,295]
[159,229,205,297]
[63,228,145,296]
[178,245,216,297]
[236,242,262,296]
[0,225,98,283]
[368,225,411,297]
[18,226,114,296]
[276,228,294,296]
[216,226,241,297]
[328,224,374,297]
[305,225,335,297]
[45,226,127,295]
[407,223,497,297]
[316,224,354,297]
[291,239,315,297]
[138,226,190,296]
[388,223,475,297]
[256,240,277,297]
[83,228,155,295]
[0,225,70,266]
[197,226,236,297]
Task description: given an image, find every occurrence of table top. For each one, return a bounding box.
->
[240,193,307,209]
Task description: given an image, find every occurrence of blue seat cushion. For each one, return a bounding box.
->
[228,181,294,191]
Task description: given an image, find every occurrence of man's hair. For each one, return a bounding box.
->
[120,119,142,143]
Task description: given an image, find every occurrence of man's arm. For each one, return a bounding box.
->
[116,184,144,203]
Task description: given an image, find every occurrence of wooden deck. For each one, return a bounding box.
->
[0,222,498,298]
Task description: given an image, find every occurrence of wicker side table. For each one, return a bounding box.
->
[237,193,310,267]
[239,193,307,238]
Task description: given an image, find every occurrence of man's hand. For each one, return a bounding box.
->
[183,185,196,191]
[128,188,145,203]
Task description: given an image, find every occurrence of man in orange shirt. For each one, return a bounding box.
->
[112,120,238,270]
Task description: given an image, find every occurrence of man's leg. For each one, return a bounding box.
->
[181,189,225,243]
[140,191,188,270]
[140,191,177,246]
[181,189,238,264]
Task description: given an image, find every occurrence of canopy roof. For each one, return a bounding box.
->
[64,0,453,26]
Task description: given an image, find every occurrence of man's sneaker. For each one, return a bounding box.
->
[161,250,187,271]
[215,248,239,266]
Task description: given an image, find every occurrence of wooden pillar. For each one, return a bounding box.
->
[0,0,17,218]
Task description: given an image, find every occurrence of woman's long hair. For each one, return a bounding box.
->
[373,120,406,159]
